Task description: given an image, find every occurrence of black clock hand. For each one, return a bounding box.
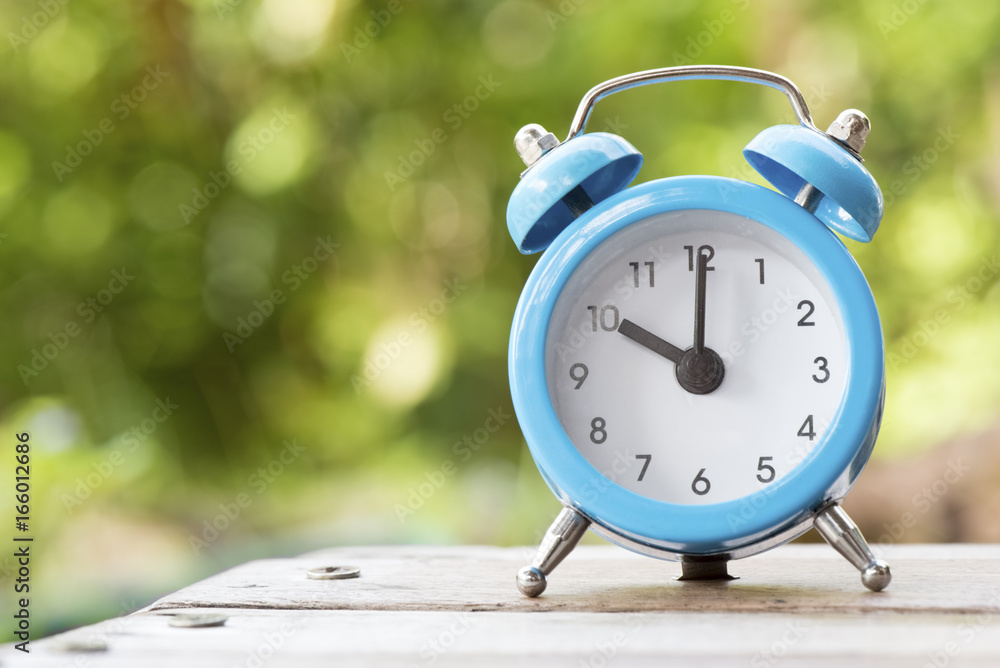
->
[617,248,725,395]
[694,249,708,355]
[618,319,685,364]
[621,313,725,395]
[676,247,725,394]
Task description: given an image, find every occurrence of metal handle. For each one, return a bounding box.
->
[566,65,818,140]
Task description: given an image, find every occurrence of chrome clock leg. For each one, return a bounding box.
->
[814,503,891,592]
[516,506,591,597]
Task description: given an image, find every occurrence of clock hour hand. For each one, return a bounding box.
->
[618,319,685,365]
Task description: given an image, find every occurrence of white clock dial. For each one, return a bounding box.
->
[545,209,848,505]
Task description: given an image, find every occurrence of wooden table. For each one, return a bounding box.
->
[5,544,1000,666]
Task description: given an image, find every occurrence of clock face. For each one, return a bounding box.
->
[545,209,848,505]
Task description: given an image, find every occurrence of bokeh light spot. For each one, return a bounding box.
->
[42,183,116,256]
[226,103,318,195]
[29,19,105,96]
[364,319,446,408]
[253,0,336,63]
[27,402,82,453]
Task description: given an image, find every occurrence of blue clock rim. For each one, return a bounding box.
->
[508,175,884,554]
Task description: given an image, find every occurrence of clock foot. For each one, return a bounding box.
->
[676,555,736,581]
[516,506,590,597]
[814,502,891,592]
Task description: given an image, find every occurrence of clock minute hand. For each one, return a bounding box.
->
[693,248,708,355]
[618,319,685,365]
[678,248,726,395]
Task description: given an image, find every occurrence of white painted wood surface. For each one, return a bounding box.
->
[5,544,1000,666]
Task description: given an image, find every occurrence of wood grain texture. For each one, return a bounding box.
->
[4,544,1000,667]
[144,544,1000,615]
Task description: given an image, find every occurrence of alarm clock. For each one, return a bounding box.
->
[506,66,891,596]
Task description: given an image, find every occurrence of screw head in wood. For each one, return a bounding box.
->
[307,565,361,580]
[168,613,228,628]
[48,637,109,652]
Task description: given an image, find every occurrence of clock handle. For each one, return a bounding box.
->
[566,65,819,141]
[814,502,892,592]
[516,506,591,597]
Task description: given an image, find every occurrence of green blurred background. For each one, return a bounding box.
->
[1,0,999,641]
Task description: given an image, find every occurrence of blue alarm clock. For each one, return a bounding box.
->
[506,66,891,596]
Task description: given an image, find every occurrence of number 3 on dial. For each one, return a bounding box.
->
[812,356,830,383]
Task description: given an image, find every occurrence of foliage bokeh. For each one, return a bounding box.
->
[1,0,999,639]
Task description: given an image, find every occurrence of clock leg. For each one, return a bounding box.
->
[516,506,591,597]
[814,503,892,592]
